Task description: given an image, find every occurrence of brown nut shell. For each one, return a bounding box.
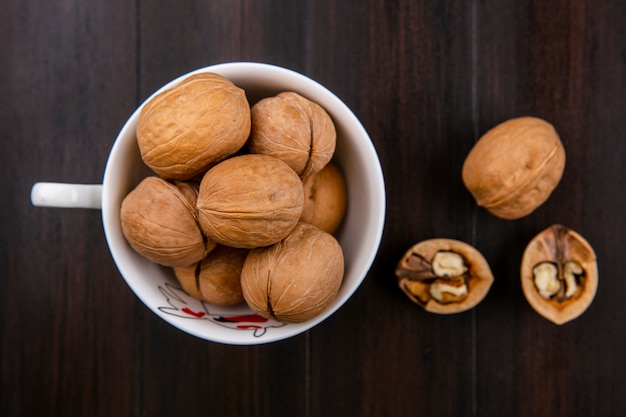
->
[462,116,566,219]
[395,238,494,314]
[240,223,344,323]
[521,224,598,325]
[249,92,336,177]
[120,177,216,267]
[137,72,251,180]
[300,162,347,234]
[174,245,248,306]
[196,154,304,249]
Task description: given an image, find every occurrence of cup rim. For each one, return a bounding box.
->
[101,62,386,345]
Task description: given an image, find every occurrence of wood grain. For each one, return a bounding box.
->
[474,2,626,416]
[2,0,625,416]
[0,0,137,416]
[309,1,476,416]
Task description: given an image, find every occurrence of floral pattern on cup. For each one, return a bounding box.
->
[157,282,286,337]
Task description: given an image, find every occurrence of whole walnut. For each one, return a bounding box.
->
[248,92,336,177]
[196,154,304,249]
[136,72,251,180]
[174,245,248,306]
[462,116,566,220]
[120,177,216,267]
[300,162,347,234]
[241,223,344,323]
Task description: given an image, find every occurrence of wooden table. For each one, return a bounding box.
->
[2,1,625,416]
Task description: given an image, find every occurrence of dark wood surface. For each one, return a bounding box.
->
[2,0,625,416]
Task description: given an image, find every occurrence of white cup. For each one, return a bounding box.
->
[31,62,386,345]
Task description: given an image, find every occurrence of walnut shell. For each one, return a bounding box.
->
[196,154,304,249]
[395,238,494,314]
[249,92,336,177]
[521,224,598,325]
[462,116,566,219]
[120,176,216,267]
[241,223,344,323]
[300,162,347,234]
[136,72,251,180]
[174,245,248,306]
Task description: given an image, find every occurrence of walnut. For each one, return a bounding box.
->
[248,92,336,178]
[299,162,347,234]
[174,245,248,306]
[521,224,598,325]
[136,72,251,180]
[395,239,494,314]
[120,177,216,267]
[240,223,344,323]
[196,154,304,249]
[462,116,566,219]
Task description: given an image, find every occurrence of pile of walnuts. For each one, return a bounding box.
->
[120,72,347,324]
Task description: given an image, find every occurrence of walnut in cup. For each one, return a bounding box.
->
[241,223,344,323]
[136,72,251,180]
[396,239,494,314]
[521,224,598,325]
[120,177,216,267]
[249,92,336,178]
[196,154,304,249]
[300,162,347,234]
[174,245,248,306]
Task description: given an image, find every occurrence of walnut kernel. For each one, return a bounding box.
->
[521,224,598,325]
[396,239,493,314]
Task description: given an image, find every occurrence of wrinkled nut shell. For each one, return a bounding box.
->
[300,162,347,234]
[174,245,248,306]
[120,177,216,267]
[521,224,598,325]
[241,223,344,323]
[395,238,494,314]
[249,92,336,178]
[462,116,566,220]
[137,72,251,180]
[196,154,304,249]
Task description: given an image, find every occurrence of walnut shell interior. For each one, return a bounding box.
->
[520,224,598,325]
[395,238,494,314]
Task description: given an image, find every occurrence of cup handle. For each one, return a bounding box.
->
[30,182,103,209]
